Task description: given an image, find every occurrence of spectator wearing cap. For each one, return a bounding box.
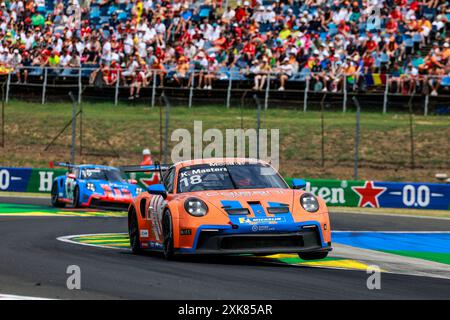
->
[252,57,271,91]
[203,53,219,90]
[129,59,148,100]
[276,56,294,91]
[388,62,405,94]
[140,148,153,166]
[9,49,22,83]
[172,56,189,87]
[48,50,61,74]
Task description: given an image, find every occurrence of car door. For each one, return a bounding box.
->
[65,168,79,200]
[147,167,175,242]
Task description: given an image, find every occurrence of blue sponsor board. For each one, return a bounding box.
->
[374,181,450,210]
[1,166,449,210]
[0,167,33,192]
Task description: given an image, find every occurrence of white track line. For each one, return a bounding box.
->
[332,243,450,280]
[56,233,130,251]
[0,293,52,300]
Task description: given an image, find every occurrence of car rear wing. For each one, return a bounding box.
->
[119,163,171,174]
[53,162,77,169]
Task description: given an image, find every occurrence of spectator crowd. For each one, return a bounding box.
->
[0,0,449,98]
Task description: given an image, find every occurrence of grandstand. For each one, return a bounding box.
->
[0,0,449,112]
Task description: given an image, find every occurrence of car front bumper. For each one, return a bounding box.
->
[176,227,332,255]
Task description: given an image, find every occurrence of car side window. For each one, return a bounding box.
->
[164,168,176,194]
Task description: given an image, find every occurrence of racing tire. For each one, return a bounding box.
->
[162,210,175,260]
[72,186,80,208]
[51,182,65,208]
[128,209,142,254]
[298,251,329,260]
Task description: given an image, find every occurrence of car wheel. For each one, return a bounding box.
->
[162,210,175,260]
[51,182,65,208]
[298,251,329,261]
[72,186,80,208]
[129,209,141,254]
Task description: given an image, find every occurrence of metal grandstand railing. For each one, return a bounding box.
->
[2,66,450,115]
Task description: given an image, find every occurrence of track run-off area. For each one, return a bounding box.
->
[0,195,449,299]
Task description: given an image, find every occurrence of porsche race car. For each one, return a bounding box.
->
[51,163,144,209]
[126,158,332,260]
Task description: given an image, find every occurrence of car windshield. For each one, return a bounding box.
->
[177,162,288,193]
[80,168,125,182]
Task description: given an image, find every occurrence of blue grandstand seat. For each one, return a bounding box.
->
[28,67,43,76]
[319,32,327,41]
[90,6,101,19]
[412,33,422,43]
[441,77,450,87]
[99,5,107,15]
[45,0,54,11]
[118,11,129,22]
[81,64,98,77]
[423,7,436,20]
[107,5,118,15]
[379,52,389,64]
[199,8,210,18]
[327,23,337,36]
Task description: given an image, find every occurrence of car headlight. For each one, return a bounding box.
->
[87,183,96,192]
[300,193,319,212]
[184,198,208,217]
[136,187,143,194]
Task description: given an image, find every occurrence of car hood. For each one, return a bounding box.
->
[191,188,304,232]
[193,188,295,212]
[87,180,137,193]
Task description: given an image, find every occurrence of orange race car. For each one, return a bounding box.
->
[124,158,332,260]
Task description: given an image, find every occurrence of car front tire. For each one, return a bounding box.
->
[162,210,175,260]
[51,182,65,208]
[129,208,142,254]
[72,186,80,208]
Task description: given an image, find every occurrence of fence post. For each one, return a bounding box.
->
[408,94,415,169]
[303,77,309,112]
[5,72,10,104]
[383,75,389,114]
[1,82,4,148]
[342,76,347,112]
[114,70,119,106]
[264,73,270,110]
[42,68,47,105]
[151,71,157,108]
[424,94,429,116]
[69,92,77,164]
[320,93,326,167]
[188,72,195,108]
[78,68,82,104]
[352,97,361,180]
[226,73,232,109]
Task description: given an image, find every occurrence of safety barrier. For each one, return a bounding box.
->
[0,167,448,210]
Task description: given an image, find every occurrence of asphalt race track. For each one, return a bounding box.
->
[0,195,449,299]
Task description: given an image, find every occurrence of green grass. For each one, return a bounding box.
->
[383,250,450,266]
[1,100,449,181]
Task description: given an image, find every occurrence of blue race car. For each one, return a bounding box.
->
[51,163,144,210]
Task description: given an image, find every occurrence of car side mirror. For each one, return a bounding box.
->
[292,178,306,189]
[68,173,76,180]
[147,184,167,199]
[128,179,138,184]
